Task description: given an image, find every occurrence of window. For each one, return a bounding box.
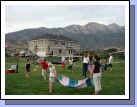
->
[68,42,73,46]
[70,43,73,46]
[62,42,65,45]
[69,49,73,54]
[55,41,58,45]
[38,40,41,45]
[33,41,37,46]
[41,40,44,45]
[59,49,62,54]
[45,41,46,45]
[38,40,44,45]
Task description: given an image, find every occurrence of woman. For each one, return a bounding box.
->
[82,54,90,78]
[89,55,102,95]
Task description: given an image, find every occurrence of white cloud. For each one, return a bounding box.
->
[5,5,125,33]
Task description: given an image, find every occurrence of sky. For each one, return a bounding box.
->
[5,5,125,33]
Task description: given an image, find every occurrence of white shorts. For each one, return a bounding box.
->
[49,76,55,82]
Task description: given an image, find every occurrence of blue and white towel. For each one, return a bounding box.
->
[58,74,93,88]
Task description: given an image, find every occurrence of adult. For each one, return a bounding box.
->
[89,55,102,95]
[82,54,90,78]
[108,53,113,71]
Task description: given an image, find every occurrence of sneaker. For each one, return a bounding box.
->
[93,91,100,95]
[49,90,52,93]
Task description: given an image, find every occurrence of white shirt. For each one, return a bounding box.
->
[109,56,113,63]
[69,60,73,65]
[83,57,89,64]
[61,57,65,62]
[49,66,56,77]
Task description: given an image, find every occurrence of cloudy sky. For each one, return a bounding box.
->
[5,5,125,33]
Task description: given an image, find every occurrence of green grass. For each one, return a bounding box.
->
[5,56,125,95]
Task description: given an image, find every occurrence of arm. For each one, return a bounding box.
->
[53,69,57,78]
[37,58,43,64]
[111,57,113,63]
[25,64,26,72]
[89,65,95,77]
[88,57,90,64]
[30,60,33,64]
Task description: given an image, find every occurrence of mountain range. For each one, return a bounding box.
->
[5,22,125,50]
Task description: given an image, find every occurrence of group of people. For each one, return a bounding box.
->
[25,53,113,95]
[61,56,74,72]
[82,53,113,95]
[25,59,57,93]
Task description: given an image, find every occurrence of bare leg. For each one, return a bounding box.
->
[49,81,52,93]
[25,70,29,78]
[34,65,37,71]
[42,69,46,80]
[28,71,31,77]
[110,67,112,72]
[26,73,29,78]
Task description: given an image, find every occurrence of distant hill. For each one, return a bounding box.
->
[5,22,125,50]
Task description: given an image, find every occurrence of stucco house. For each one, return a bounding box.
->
[28,34,80,57]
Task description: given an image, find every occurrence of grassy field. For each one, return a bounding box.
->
[5,56,125,95]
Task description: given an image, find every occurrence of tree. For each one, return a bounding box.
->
[34,44,38,54]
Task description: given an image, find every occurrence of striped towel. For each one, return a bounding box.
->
[58,74,93,88]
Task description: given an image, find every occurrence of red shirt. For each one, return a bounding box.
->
[40,61,48,70]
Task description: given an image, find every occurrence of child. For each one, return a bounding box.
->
[39,59,48,80]
[61,56,65,69]
[25,59,31,78]
[48,62,57,93]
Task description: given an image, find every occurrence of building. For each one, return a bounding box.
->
[28,34,80,57]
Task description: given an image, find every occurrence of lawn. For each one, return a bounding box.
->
[5,56,125,95]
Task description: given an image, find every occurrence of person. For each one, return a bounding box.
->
[104,59,108,71]
[89,55,102,95]
[68,58,74,72]
[61,56,66,69]
[48,62,57,93]
[34,63,38,72]
[25,59,31,78]
[32,56,38,72]
[108,54,113,71]
[82,54,90,78]
[39,59,49,80]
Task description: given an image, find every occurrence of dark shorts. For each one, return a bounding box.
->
[68,65,73,70]
[49,76,55,82]
[26,68,30,72]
